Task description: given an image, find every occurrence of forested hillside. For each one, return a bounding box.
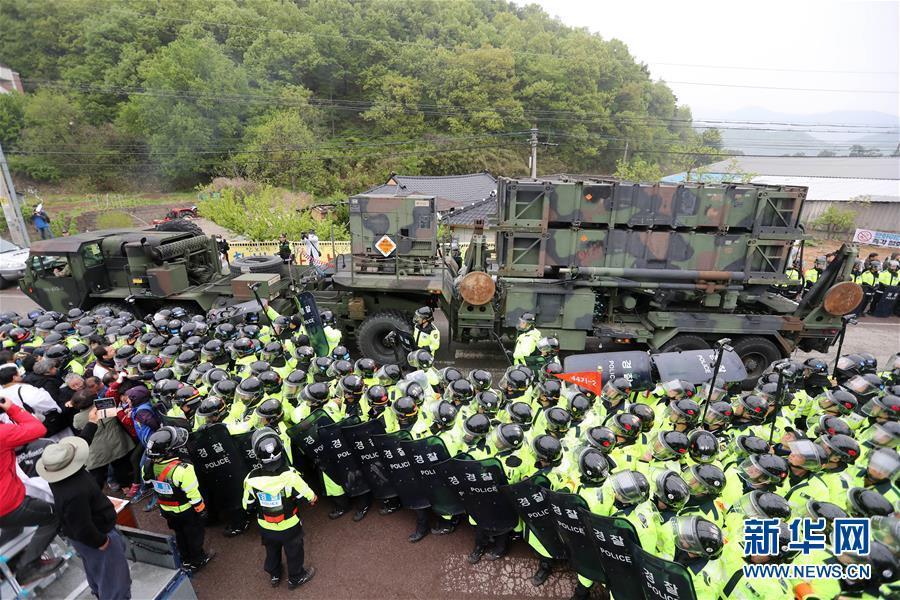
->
[0,0,705,196]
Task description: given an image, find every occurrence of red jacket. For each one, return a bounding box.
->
[0,403,47,516]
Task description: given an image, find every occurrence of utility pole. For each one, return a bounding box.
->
[0,141,29,247]
[527,126,557,179]
[622,140,629,162]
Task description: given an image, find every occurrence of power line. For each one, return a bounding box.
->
[665,81,898,94]
[647,61,898,76]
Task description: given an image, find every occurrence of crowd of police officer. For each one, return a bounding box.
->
[1,303,899,599]
[780,253,900,315]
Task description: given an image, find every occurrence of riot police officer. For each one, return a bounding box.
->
[242,428,317,589]
[412,306,440,355]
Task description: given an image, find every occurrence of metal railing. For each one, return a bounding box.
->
[227,239,496,265]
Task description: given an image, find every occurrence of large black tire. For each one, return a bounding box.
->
[154,218,204,236]
[356,310,412,365]
[0,276,12,290]
[732,336,782,390]
[659,334,710,352]
[229,255,283,276]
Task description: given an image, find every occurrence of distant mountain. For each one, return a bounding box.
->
[698,107,899,156]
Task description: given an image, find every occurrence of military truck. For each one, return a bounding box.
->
[319,178,862,383]
[19,224,303,316]
[20,178,862,385]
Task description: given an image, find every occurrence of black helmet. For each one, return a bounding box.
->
[536,379,562,407]
[812,415,851,438]
[734,491,792,520]
[326,359,353,381]
[251,427,285,470]
[431,400,458,430]
[261,342,286,364]
[861,393,900,421]
[241,324,261,340]
[703,401,733,428]
[294,346,315,369]
[284,370,308,399]
[232,337,255,357]
[469,369,493,392]
[841,375,882,405]
[847,487,893,518]
[440,366,464,387]
[462,413,491,441]
[309,356,334,382]
[236,377,263,404]
[652,430,690,461]
[835,354,866,382]
[805,500,848,528]
[661,379,695,400]
[545,407,572,437]
[672,517,724,559]
[301,382,330,407]
[197,396,228,421]
[173,350,199,377]
[516,312,536,332]
[602,377,632,403]
[250,361,272,378]
[628,403,655,432]
[256,398,284,424]
[802,357,830,388]
[475,390,500,416]
[541,362,563,382]
[320,310,336,326]
[365,385,389,408]
[507,401,533,428]
[578,448,610,485]
[407,349,433,370]
[492,423,524,452]
[139,355,164,374]
[215,322,237,341]
[447,379,474,406]
[586,426,617,453]
[735,435,771,460]
[175,385,201,409]
[654,470,690,510]
[688,430,719,464]
[735,394,768,423]
[375,364,402,387]
[53,321,75,336]
[665,398,700,426]
[685,464,726,498]
[413,306,433,325]
[819,434,861,464]
[391,396,419,426]
[396,379,425,405]
[739,453,789,486]
[817,389,858,415]
[258,370,282,395]
[531,434,562,466]
[609,413,642,441]
[536,336,559,357]
[339,375,364,402]
[146,426,189,459]
[212,378,237,401]
[44,343,71,362]
[354,358,376,379]
[610,470,650,506]
[502,368,530,399]
[568,394,592,421]
[331,345,350,361]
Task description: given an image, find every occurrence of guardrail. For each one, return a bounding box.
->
[228,240,496,264]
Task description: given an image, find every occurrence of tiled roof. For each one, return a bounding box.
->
[686,156,900,180]
[364,172,497,211]
[442,195,498,226]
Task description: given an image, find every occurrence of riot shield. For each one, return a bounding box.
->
[577,508,645,598]
[341,417,397,500]
[420,451,469,517]
[298,292,329,357]
[502,475,567,560]
[633,545,698,600]
[563,351,653,390]
[651,348,748,385]
[286,410,334,491]
[232,430,264,472]
[446,457,517,535]
[374,434,448,511]
[188,424,249,514]
[294,415,370,497]
[16,438,53,477]
[873,284,899,317]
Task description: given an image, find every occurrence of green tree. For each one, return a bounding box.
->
[614,157,663,181]
[0,92,25,147]
[812,205,856,239]
[817,149,837,157]
[849,144,882,157]
[119,34,250,183]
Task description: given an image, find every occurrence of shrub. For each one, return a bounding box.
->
[812,206,856,239]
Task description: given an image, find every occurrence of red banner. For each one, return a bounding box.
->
[554,371,603,397]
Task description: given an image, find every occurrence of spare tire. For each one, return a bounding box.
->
[230,255,283,275]
[154,219,204,236]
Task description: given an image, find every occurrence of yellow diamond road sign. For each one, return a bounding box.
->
[375,235,397,257]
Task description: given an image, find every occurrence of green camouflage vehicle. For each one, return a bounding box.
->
[21,178,862,385]
[19,223,303,316]
[320,180,861,383]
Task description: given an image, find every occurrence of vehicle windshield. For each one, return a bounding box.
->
[29,255,70,277]
[0,238,20,253]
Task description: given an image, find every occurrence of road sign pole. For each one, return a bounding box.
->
[0,141,30,247]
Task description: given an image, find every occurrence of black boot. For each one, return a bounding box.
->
[467,545,487,565]
[531,559,552,587]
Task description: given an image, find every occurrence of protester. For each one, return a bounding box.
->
[0,395,63,584]
[30,204,53,240]
[37,437,132,599]
[70,389,135,491]
[0,363,70,440]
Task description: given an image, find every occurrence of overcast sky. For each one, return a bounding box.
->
[520,0,899,121]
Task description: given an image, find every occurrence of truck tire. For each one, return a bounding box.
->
[229,255,283,276]
[0,276,11,290]
[356,310,412,365]
[659,334,709,352]
[154,218,204,236]
[733,336,782,390]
